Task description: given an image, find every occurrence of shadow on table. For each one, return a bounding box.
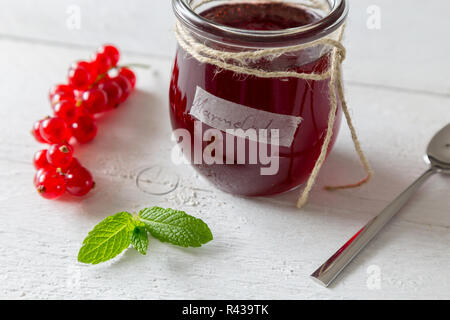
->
[245,148,416,215]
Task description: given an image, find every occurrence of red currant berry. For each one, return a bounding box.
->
[73,89,84,101]
[35,168,66,199]
[97,73,111,84]
[34,168,46,186]
[92,52,112,75]
[53,100,77,123]
[119,67,136,89]
[97,45,120,67]
[68,63,93,90]
[76,61,98,80]
[71,115,98,143]
[81,88,108,114]
[67,157,82,170]
[75,106,90,118]
[33,149,50,170]
[39,117,69,144]
[49,84,75,102]
[64,166,94,196]
[112,75,132,102]
[98,79,123,110]
[50,93,77,106]
[47,144,73,169]
[32,119,47,143]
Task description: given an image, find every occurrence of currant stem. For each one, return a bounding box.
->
[118,63,151,69]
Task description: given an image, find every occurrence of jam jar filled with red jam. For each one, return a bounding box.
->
[170,0,348,196]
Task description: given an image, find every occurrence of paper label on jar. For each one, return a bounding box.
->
[189,86,302,147]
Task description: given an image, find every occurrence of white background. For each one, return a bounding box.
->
[0,0,449,299]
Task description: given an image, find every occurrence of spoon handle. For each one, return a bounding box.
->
[311,167,436,287]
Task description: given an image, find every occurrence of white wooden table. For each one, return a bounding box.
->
[1,0,449,299]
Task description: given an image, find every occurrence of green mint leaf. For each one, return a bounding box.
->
[138,207,213,248]
[78,212,134,264]
[131,226,149,255]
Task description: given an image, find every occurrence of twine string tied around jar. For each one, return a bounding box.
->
[174,8,373,208]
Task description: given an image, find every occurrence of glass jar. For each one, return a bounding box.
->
[169,0,348,196]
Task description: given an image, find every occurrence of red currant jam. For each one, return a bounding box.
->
[169,2,342,196]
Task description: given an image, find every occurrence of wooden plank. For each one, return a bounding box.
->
[0,39,449,299]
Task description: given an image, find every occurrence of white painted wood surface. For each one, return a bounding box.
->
[0,0,449,299]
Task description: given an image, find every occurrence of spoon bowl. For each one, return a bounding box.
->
[426,123,450,172]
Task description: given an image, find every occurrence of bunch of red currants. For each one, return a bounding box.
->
[32,44,136,199]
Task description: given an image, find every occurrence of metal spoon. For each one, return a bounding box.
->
[311,123,450,287]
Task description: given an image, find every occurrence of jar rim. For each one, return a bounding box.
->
[172,0,349,47]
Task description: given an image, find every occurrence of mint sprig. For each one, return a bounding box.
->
[77,207,213,264]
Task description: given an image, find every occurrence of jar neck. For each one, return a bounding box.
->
[172,0,348,49]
